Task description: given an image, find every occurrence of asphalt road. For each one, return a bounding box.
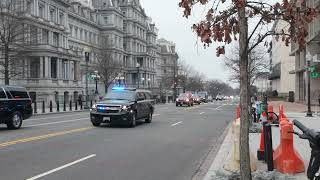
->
[0,101,237,180]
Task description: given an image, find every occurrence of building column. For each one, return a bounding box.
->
[39,57,44,78]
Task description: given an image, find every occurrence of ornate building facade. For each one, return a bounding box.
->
[1,0,176,103]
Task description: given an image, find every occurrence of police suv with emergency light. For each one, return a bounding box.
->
[90,87,154,127]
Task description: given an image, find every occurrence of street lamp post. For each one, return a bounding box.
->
[84,51,90,109]
[93,70,100,95]
[306,52,313,117]
[136,63,140,88]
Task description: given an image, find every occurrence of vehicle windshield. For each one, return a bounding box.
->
[178,94,187,98]
[103,90,135,101]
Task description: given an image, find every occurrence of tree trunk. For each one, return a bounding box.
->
[4,45,9,85]
[238,1,252,180]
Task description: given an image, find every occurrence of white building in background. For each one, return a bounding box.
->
[289,0,320,104]
[0,0,177,103]
[269,20,295,97]
[255,72,270,93]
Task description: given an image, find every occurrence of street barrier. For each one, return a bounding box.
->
[279,104,284,119]
[273,119,305,174]
[224,117,257,172]
[56,101,60,112]
[34,101,37,114]
[63,101,66,111]
[70,100,72,111]
[42,101,45,113]
[50,101,53,112]
[257,122,266,160]
[264,123,274,171]
[75,101,78,110]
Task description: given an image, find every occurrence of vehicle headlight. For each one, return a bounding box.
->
[186,99,189,102]
[122,105,129,111]
[176,98,179,101]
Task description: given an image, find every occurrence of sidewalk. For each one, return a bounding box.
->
[203,106,319,179]
[269,101,320,114]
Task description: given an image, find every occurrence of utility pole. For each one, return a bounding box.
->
[85,51,90,109]
[136,62,140,88]
[173,58,177,100]
[306,52,313,117]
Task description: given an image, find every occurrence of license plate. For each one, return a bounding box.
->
[103,117,110,121]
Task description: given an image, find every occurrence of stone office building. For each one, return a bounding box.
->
[1,0,162,104]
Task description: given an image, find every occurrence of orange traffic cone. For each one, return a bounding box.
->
[236,105,240,119]
[273,120,305,174]
[257,127,265,160]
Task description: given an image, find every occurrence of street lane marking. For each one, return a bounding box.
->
[0,127,92,148]
[25,118,88,127]
[200,112,205,115]
[26,112,88,122]
[153,114,160,117]
[26,154,96,180]
[171,121,183,127]
[215,105,227,110]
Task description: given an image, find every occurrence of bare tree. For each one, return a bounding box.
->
[0,0,33,85]
[94,36,122,93]
[224,45,269,86]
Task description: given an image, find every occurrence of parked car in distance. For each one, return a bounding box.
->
[216,94,223,101]
[0,86,33,129]
[192,94,201,105]
[176,93,194,107]
[90,87,154,127]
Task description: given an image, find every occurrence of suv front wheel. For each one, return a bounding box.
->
[91,116,102,127]
[7,112,22,129]
[129,113,136,128]
[145,112,152,123]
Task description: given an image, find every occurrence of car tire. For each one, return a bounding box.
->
[7,112,22,130]
[91,117,102,127]
[191,103,194,106]
[176,103,178,107]
[145,112,152,123]
[129,113,136,128]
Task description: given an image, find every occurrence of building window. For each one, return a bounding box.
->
[104,17,108,24]
[49,7,56,22]
[38,3,45,18]
[30,57,40,78]
[30,26,38,44]
[62,60,68,79]
[42,29,48,44]
[53,32,59,46]
[51,58,57,78]
[59,13,64,25]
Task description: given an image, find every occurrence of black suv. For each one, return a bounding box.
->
[0,86,33,129]
[90,88,154,127]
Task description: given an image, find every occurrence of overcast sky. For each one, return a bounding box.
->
[140,0,231,83]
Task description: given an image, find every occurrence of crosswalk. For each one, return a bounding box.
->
[208,100,239,106]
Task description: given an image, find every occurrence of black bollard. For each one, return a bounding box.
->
[57,101,60,112]
[34,101,37,114]
[70,100,72,111]
[90,100,93,108]
[75,101,78,110]
[63,101,66,111]
[50,101,53,112]
[264,124,274,171]
[42,101,45,113]
[80,101,83,110]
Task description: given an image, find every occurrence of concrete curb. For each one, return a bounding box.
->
[33,109,89,116]
[202,122,233,180]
